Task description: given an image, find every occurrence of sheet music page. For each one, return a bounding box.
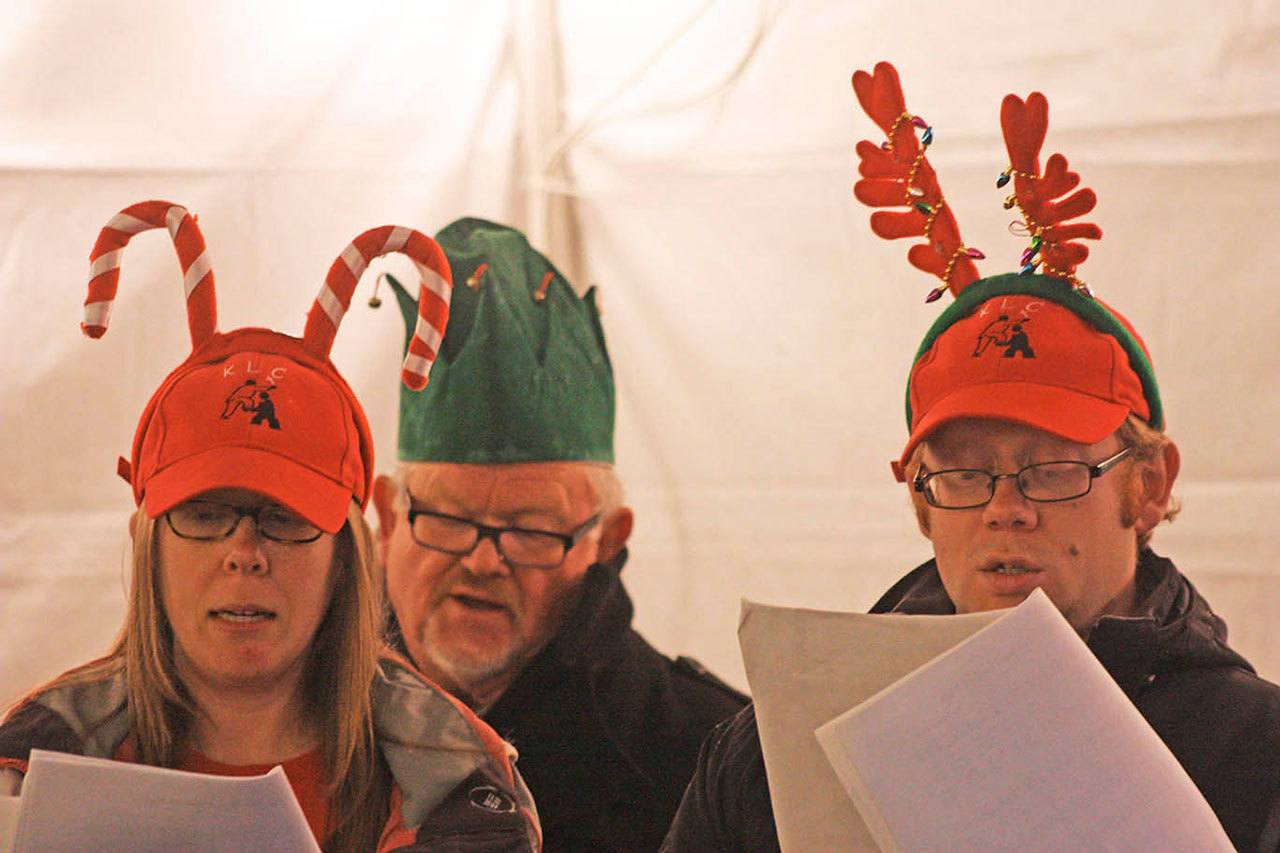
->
[0,795,18,853]
[739,597,1002,851]
[13,749,320,852]
[814,590,1232,852]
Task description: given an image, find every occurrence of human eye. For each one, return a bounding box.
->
[936,469,989,494]
[501,529,565,565]
[1025,461,1075,482]
[177,501,230,526]
[1021,462,1087,498]
[412,511,475,549]
[259,506,318,541]
[168,501,233,538]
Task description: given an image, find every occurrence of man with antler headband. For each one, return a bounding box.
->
[663,63,1280,852]
[371,218,747,852]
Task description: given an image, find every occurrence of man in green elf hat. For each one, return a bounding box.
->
[373,218,747,852]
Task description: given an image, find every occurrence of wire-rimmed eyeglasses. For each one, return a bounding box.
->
[913,446,1133,510]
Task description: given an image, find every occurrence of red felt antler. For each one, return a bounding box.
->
[1000,93,1102,292]
[852,62,982,302]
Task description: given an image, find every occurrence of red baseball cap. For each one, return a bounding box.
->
[127,329,372,533]
[892,274,1163,481]
[82,201,453,532]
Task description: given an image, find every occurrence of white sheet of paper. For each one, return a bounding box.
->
[739,595,1004,851]
[813,590,1232,851]
[747,589,1233,850]
[0,795,19,853]
[13,749,320,852]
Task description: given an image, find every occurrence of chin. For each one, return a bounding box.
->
[423,638,524,691]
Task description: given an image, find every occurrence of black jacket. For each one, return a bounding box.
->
[482,550,747,852]
[663,550,1280,853]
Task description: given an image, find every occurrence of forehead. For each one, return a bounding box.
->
[923,418,1106,462]
[401,461,606,516]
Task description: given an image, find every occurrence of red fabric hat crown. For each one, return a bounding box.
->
[83,200,453,532]
[895,275,1162,481]
[848,64,1164,481]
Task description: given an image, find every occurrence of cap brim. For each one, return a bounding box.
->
[143,446,353,534]
[895,382,1130,480]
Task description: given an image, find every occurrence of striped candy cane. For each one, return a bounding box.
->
[305,226,452,391]
[83,200,217,346]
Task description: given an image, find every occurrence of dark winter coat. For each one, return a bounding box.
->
[662,550,1280,853]
[483,550,748,852]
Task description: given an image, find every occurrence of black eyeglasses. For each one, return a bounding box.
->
[404,498,601,569]
[913,446,1133,510]
[165,500,324,544]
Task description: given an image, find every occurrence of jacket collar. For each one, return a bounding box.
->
[479,550,634,716]
[872,550,1253,697]
[530,548,633,674]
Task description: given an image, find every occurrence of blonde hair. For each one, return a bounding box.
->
[35,501,390,852]
[906,415,1178,549]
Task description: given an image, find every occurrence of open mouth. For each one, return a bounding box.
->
[980,560,1042,577]
[209,607,277,623]
[451,594,507,613]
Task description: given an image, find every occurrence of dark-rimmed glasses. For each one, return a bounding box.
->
[165,500,324,543]
[913,446,1133,509]
[404,499,601,569]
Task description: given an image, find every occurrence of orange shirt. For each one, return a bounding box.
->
[177,749,335,844]
[113,738,334,844]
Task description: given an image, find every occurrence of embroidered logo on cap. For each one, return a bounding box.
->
[221,378,283,429]
[468,785,516,813]
[972,299,1041,359]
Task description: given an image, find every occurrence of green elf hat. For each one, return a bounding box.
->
[849,62,1163,482]
[385,217,615,464]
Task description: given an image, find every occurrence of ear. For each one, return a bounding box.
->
[597,506,634,563]
[1133,440,1180,536]
[372,475,400,562]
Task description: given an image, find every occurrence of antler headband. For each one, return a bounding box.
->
[82,200,452,389]
[851,62,1101,300]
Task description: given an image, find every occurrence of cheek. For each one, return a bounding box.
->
[386,541,451,609]
[517,563,589,629]
[922,513,971,561]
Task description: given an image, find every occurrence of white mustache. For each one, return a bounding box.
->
[430,568,523,620]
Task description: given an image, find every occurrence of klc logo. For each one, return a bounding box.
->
[221,360,288,429]
[973,298,1041,359]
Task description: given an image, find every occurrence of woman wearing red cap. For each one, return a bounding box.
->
[0,202,540,851]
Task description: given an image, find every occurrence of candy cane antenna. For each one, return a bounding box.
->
[83,200,217,348]
[305,226,453,390]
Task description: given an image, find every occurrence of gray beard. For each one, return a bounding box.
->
[423,640,523,695]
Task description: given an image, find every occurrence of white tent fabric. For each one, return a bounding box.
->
[2,0,1278,703]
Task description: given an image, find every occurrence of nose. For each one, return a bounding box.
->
[981,474,1038,531]
[460,534,510,578]
[222,516,268,575]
